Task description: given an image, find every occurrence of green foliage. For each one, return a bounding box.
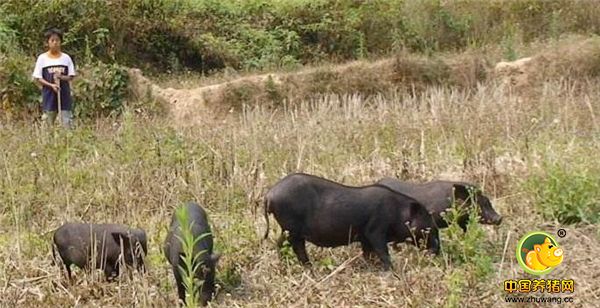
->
[22,232,47,259]
[445,268,466,308]
[72,62,129,119]
[442,205,494,279]
[277,235,296,265]
[0,16,33,116]
[0,56,130,121]
[318,256,336,271]
[0,35,130,121]
[439,209,495,306]
[2,0,600,74]
[525,160,600,224]
[0,19,19,54]
[218,263,242,291]
[501,23,519,61]
[0,54,40,120]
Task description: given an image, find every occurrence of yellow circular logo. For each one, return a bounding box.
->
[516,231,564,275]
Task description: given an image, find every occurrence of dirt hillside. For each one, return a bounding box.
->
[128,37,600,127]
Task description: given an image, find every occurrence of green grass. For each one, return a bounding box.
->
[524,151,600,224]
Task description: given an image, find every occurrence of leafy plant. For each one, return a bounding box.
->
[2,0,598,74]
[0,54,40,120]
[72,61,129,119]
[445,268,466,308]
[525,160,600,224]
[442,197,494,279]
[501,22,519,61]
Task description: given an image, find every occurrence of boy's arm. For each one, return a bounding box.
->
[36,78,59,92]
[62,54,77,82]
[55,75,74,82]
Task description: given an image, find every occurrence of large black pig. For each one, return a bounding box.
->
[264,173,440,270]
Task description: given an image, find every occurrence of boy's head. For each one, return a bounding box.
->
[44,28,63,52]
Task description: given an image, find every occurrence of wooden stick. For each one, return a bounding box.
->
[498,230,511,280]
[55,76,62,125]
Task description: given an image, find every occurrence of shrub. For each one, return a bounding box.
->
[0,54,40,120]
[442,205,495,279]
[2,0,600,74]
[525,160,600,224]
[72,61,129,119]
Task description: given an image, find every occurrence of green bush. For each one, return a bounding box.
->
[3,0,600,121]
[72,61,129,119]
[2,0,600,74]
[0,54,40,120]
[0,19,19,54]
[442,207,494,279]
[0,17,40,120]
[526,161,600,224]
[445,268,466,308]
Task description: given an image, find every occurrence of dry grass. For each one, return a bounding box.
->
[2,42,600,307]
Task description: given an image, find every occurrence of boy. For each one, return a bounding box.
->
[32,28,76,128]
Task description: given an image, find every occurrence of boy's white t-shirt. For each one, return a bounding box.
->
[32,52,76,79]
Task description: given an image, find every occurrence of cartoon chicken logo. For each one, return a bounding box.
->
[516,232,564,275]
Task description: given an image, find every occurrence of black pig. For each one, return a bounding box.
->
[164,202,220,306]
[53,223,147,280]
[264,173,440,270]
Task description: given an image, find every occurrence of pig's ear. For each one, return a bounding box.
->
[452,184,471,204]
[111,232,132,250]
[209,253,221,265]
[534,244,541,252]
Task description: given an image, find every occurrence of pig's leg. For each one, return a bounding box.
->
[104,262,119,282]
[370,240,392,270]
[289,235,310,265]
[359,235,376,261]
[173,265,187,305]
[365,228,393,270]
[63,262,73,282]
[457,215,469,233]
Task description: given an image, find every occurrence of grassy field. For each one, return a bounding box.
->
[1,52,599,307]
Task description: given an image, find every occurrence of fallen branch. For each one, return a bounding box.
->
[288,252,362,305]
[13,275,52,284]
[314,253,362,288]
